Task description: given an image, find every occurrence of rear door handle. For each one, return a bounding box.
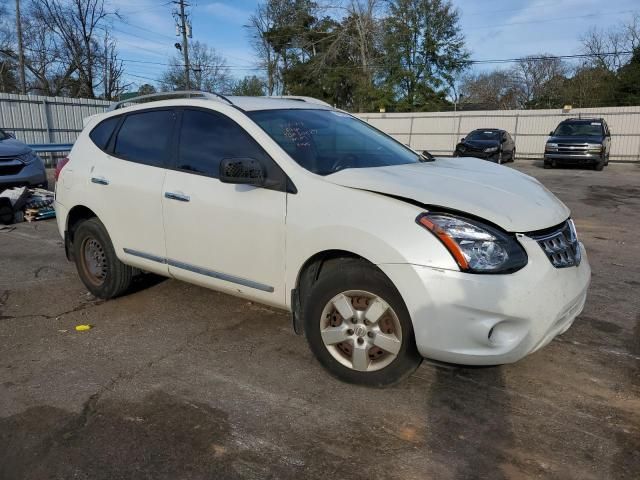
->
[91,176,109,185]
[164,191,190,202]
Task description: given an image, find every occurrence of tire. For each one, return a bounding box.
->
[510,149,516,163]
[594,161,604,171]
[72,217,133,299]
[303,259,422,386]
[543,161,552,169]
[497,150,503,164]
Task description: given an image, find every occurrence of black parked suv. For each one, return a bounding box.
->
[544,118,610,171]
[453,129,515,164]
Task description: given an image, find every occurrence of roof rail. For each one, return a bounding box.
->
[266,96,332,107]
[108,90,234,111]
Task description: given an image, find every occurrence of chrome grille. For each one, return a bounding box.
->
[529,220,581,268]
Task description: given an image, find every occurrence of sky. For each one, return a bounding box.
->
[108,0,640,89]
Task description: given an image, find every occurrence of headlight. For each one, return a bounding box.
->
[586,144,603,152]
[484,146,499,153]
[545,143,558,151]
[416,213,528,273]
[19,152,42,165]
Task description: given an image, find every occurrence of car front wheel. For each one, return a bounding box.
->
[303,260,422,386]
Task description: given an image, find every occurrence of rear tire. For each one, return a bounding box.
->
[72,218,133,299]
[303,259,422,386]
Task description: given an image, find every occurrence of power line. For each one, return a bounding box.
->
[465,9,636,31]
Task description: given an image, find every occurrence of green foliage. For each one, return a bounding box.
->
[231,76,267,96]
[382,0,469,111]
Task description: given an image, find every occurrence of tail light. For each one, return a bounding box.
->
[54,157,70,182]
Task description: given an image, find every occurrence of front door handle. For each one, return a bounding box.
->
[91,176,109,185]
[165,191,190,202]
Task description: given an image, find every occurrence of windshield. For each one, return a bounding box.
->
[553,122,603,137]
[247,109,422,175]
[466,130,501,141]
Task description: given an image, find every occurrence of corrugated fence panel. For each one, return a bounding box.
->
[1,93,638,162]
[358,106,640,162]
[0,92,110,147]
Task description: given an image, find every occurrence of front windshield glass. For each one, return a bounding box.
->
[553,122,603,137]
[466,130,501,141]
[247,109,422,175]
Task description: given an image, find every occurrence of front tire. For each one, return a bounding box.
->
[72,218,133,299]
[303,260,422,386]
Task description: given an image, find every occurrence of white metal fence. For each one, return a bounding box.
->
[1,93,639,162]
[357,106,640,162]
[0,93,109,145]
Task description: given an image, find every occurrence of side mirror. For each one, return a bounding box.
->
[549,131,554,136]
[219,158,265,186]
[421,150,435,160]
[7,132,15,139]
[460,137,465,142]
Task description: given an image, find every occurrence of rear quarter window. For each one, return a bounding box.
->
[89,116,120,151]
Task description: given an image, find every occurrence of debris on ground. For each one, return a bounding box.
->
[75,324,93,332]
[0,187,55,224]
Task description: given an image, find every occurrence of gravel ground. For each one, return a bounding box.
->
[1,161,638,480]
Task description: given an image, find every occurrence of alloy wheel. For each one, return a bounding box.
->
[319,290,402,372]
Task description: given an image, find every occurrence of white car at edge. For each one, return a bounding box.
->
[54,92,591,386]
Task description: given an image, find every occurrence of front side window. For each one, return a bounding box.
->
[177,109,270,178]
[553,122,604,137]
[247,109,422,175]
[114,110,175,167]
[89,116,120,151]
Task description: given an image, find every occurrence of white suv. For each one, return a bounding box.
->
[55,92,591,386]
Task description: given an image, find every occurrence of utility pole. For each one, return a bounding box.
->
[174,0,191,90]
[15,0,27,94]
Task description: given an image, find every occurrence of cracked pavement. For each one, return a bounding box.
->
[0,162,639,479]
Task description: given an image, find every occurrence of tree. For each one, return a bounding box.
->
[511,55,569,108]
[31,0,116,98]
[161,41,231,92]
[613,48,640,106]
[382,0,469,111]
[137,83,156,96]
[231,76,266,96]
[581,15,640,73]
[458,70,520,110]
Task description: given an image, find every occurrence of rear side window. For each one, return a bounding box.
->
[89,116,120,151]
[177,109,270,178]
[114,110,175,167]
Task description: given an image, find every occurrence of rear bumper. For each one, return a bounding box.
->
[379,236,591,365]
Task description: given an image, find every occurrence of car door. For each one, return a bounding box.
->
[88,108,176,275]
[161,108,288,307]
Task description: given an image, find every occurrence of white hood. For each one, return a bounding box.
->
[325,157,570,232]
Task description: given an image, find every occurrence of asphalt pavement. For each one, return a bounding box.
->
[1,162,638,479]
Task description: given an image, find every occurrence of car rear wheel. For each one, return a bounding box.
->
[303,259,422,386]
[73,218,133,299]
